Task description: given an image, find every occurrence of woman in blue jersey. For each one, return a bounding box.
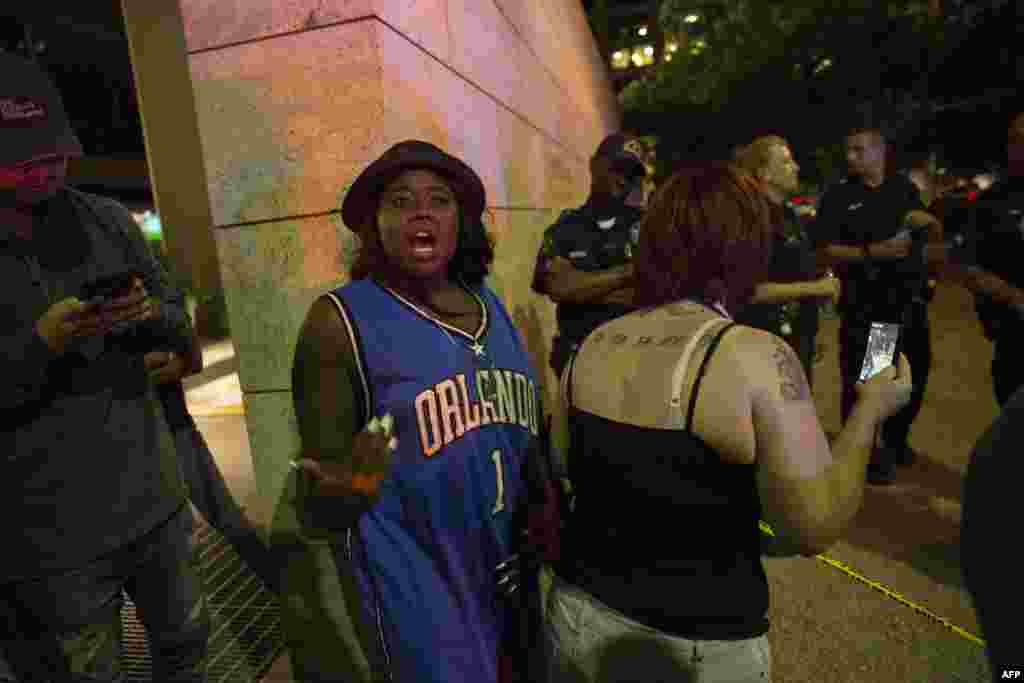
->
[546,162,913,681]
[291,141,545,683]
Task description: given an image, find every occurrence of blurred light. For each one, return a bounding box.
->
[613,50,623,60]
[631,51,644,66]
[638,26,648,36]
[644,46,654,56]
[665,53,673,62]
[684,13,700,23]
[974,173,995,191]
[668,42,679,52]
[135,210,163,241]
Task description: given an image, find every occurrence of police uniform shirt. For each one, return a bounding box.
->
[531,201,644,344]
[736,203,819,338]
[815,174,925,322]
[960,178,1024,339]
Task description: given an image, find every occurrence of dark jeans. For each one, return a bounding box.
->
[839,306,931,461]
[0,505,209,682]
[175,426,280,592]
[991,339,1024,408]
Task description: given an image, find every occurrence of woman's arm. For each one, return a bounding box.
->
[749,277,839,306]
[292,296,378,531]
[733,329,909,556]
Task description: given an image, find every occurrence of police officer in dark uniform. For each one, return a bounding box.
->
[943,110,1024,406]
[532,133,648,377]
[733,135,841,387]
[817,124,941,485]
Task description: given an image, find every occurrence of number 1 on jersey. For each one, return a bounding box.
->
[491,449,505,515]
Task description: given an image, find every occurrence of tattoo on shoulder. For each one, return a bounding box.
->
[772,337,811,402]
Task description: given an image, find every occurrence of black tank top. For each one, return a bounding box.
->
[555,319,769,640]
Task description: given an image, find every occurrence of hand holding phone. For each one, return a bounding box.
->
[82,272,159,330]
[855,350,913,423]
[36,297,108,354]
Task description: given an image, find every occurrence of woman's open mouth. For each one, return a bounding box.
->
[410,230,438,259]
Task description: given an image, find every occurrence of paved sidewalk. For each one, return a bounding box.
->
[183,340,294,681]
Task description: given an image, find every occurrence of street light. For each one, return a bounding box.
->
[638,26,648,36]
[684,13,700,24]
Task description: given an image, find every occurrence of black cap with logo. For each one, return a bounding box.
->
[0,52,83,167]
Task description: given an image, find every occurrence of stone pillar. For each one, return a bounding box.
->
[124,0,619,676]
[120,0,225,335]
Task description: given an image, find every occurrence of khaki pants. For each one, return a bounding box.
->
[546,576,771,683]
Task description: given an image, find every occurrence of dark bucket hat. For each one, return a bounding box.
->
[341,140,487,232]
[0,53,83,167]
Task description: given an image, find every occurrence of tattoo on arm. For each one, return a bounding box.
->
[772,337,811,402]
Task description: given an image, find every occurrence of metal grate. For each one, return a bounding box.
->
[121,525,285,682]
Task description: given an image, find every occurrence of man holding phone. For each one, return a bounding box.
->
[816,122,942,485]
[0,54,208,681]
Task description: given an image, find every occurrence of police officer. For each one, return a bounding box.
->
[943,110,1024,406]
[532,133,648,376]
[733,135,841,387]
[817,123,941,485]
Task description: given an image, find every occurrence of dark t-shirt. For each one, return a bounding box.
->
[815,174,926,322]
[531,201,643,346]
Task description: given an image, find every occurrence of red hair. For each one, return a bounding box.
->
[634,162,775,312]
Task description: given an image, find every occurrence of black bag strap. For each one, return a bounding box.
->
[685,322,737,434]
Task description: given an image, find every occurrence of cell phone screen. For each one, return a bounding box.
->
[81,271,141,303]
[859,322,900,382]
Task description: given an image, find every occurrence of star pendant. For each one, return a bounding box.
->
[470,342,486,358]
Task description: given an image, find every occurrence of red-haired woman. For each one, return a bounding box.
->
[545,162,912,681]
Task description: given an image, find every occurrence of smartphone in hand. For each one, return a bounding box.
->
[81,271,142,305]
[859,322,901,382]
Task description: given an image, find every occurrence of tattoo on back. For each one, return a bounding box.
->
[772,338,811,401]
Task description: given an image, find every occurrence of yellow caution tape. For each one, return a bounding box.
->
[759,521,985,647]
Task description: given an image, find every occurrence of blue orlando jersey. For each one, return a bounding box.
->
[326,279,540,683]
